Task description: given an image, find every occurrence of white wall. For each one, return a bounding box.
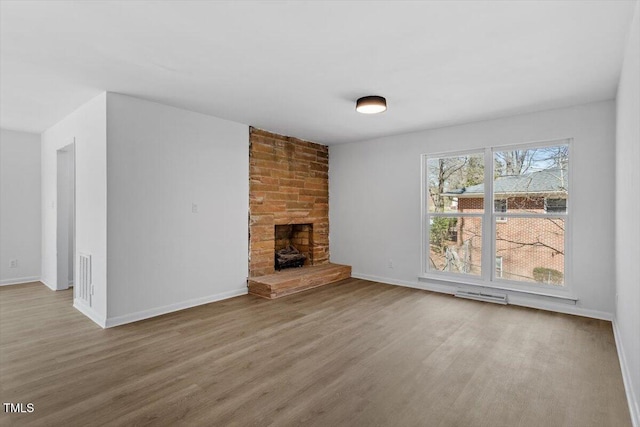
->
[615,1,640,424]
[41,93,107,323]
[330,100,616,319]
[105,93,249,324]
[0,129,41,285]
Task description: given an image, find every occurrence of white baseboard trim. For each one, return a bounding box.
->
[352,272,455,295]
[613,319,640,427]
[351,272,613,321]
[507,294,613,321]
[0,276,41,286]
[40,279,56,291]
[73,299,106,328]
[104,288,248,328]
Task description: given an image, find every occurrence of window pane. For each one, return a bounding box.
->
[544,198,566,213]
[427,153,484,213]
[429,216,482,276]
[495,217,565,285]
[493,145,568,214]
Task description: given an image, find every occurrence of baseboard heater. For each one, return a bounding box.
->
[454,290,508,305]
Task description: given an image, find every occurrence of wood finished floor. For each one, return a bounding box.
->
[0,280,631,427]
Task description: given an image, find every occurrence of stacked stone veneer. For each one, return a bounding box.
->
[249,128,329,277]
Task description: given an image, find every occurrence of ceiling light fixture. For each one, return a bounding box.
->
[356,96,387,114]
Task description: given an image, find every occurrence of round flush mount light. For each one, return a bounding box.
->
[356,95,387,114]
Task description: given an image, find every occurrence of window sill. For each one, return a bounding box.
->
[418,274,578,304]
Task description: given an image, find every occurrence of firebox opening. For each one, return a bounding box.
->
[274,224,313,270]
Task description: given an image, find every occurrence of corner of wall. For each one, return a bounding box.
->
[40,91,108,322]
[104,94,249,321]
[73,299,107,329]
[614,1,640,425]
[613,318,640,427]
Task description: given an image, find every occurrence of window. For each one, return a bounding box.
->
[423,140,570,290]
[494,199,507,222]
[545,198,567,213]
[495,256,503,278]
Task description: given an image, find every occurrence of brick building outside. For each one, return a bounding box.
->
[432,168,567,285]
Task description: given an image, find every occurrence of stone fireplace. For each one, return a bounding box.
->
[249,128,329,277]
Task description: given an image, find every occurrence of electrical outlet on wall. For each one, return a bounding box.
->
[192,203,199,214]
[9,259,18,268]
[388,259,394,269]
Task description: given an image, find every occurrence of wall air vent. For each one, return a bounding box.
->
[78,253,92,306]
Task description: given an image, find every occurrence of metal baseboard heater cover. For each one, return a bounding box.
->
[454,289,508,305]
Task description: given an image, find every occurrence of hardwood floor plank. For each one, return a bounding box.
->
[0,280,631,426]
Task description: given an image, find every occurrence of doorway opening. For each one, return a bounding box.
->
[56,143,75,292]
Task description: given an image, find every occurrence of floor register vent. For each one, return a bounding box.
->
[454,290,508,305]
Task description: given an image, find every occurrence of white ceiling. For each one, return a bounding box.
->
[0,1,636,144]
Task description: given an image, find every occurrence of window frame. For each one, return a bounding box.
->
[421,138,572,297]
